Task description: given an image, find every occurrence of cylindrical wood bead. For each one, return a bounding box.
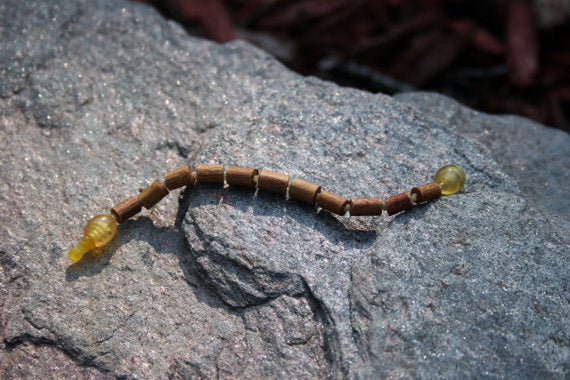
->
[111,197,142,224]
[226,167,259,188]
[164,166,194,190]
[316,190,349,215]
[196,164,225,183]
[257,170,290,195]
[137,180,169,209]
[385,192,413,215]
[411,182,442,203]
[289,178,321,204]
[350,198,383,216]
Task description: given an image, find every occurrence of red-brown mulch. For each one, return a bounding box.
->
[133,0,570,133]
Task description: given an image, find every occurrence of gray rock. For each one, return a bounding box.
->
[0,0,567,379]
[394,92,570,218]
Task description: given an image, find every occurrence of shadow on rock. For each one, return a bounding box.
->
[388,198,438,227]
[65,246,116,281]
[191,183,378,250]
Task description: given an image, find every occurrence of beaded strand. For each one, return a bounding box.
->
[68,164,466,262]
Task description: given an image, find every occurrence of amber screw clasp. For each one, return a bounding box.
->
[68,214,117,262]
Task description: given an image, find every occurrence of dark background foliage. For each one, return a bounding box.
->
[133,0,570,133]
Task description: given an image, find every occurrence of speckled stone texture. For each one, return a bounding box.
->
[0,0,568,379]
[395,92,570,218]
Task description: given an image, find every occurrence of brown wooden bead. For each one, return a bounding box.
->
[111,197,142,224]
[164,166,194,190]
[385,192,413,215]
[196,164,225,183]
[411,182,442,203]
[257,169,290,195]
[137,180,169,209]
[289,178,321,204]
[316,190,349,215]
[350,198,383,216]
[226,167,259,188]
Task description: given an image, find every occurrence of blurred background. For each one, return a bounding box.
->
[133,0,570,133]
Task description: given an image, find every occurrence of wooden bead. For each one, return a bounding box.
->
[349,198,383,216]
[289,178,321,204]
[411,182,442,203]
[164,166,194,190]
[196,164,225,183]
[226,167,259,188]
[111,197,142,224]
[385,192,413,215]
[257,169,290,195]
[137,180,169,209]
[316,190,349,215]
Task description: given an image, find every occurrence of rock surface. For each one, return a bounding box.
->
[395,92,570,218]
[0,0,568,378]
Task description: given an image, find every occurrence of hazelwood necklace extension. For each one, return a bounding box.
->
[68,164,466,262]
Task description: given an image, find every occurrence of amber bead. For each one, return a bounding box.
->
[434,165,466,195]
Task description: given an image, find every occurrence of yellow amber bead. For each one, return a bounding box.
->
[68,214,117,262]
[434,165,466,195]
